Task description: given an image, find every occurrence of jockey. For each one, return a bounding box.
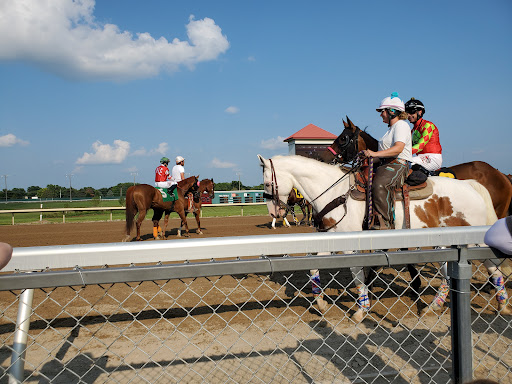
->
[171,156,186,187]
[405,98,442,173]
[155,157,172,190]
[362,92,412,230]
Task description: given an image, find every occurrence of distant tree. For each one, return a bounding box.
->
[9,188,27,199]
[250,183,264,190]
[27,186,41,198]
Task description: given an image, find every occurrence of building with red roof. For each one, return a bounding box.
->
[284,123,337,160]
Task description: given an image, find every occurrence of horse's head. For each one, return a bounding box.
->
[200,179,215,200]
[180,175,200,194]
[258,154,294,218]
[328,116,363,163]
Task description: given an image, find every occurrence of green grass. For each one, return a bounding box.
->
[0,202,271,225]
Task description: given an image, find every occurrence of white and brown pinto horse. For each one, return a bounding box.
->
[258,154,508,321]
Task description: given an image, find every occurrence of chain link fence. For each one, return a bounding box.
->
[0,228,510,383]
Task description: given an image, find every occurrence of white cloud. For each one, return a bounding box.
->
[210,157,236,168]
[76,139,130,164]
[131,142,169,156]
[248,56,256,62]
[225,106,239,114]
[0,133,29,147]
[0,1,230,82]
[260,136,287,150]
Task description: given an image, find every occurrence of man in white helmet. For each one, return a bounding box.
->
[362,92,412,230]
[170,156,186,188]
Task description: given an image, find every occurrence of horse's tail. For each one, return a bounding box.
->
[466,179,499,225]
[125,186,137,236]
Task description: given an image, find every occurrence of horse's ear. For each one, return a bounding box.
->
[257,154,267,167]
[346,116,356,131]
[343,119,349,128]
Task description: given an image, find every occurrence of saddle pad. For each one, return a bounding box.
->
[293,188,304,199]
[349,177,433,201]
[156,187,178,202]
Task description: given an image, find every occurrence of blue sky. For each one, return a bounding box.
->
[1,0,511,190]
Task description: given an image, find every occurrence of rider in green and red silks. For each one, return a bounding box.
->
[405,98,443,173]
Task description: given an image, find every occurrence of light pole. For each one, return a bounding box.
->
[66,174,74,202]
[2,175,7,201]
[236,172,241,191]
[130,172,138,186]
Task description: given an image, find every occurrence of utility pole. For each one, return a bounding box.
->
[66,174,74,202]
[2,175,7,201]
[130,172,138,186]
[236,172,241,191]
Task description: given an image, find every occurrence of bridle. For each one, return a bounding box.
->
[327,126,361,165]
[263,157,364,231]
[262,159,296,215]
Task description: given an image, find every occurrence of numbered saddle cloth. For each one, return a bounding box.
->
[156,187,178,202]
[292,188,303,199]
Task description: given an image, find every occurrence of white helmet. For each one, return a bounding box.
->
[376,92,405,112]
[175,155,185,163]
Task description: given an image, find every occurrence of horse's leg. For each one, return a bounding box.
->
[151,210,164,240]
[136,209,147,241]
[484,259,511,315]
[422,262,450,314]
[310,268,327,314]
[407,264,421,296]
[162,212,170,239]
[283,216,291,228]
[271,217,277,229]
[177,209,190,237]
[178,212,188,237]
[299,205,307,225]
[194,209,203,235]
[351,264,370,322]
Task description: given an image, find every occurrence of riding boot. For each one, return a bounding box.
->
[152,227,158,239]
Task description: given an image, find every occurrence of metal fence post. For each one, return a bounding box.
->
[448,245,473,384]
[9,288,34,384]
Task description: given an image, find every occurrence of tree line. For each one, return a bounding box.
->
[0,180,264,200]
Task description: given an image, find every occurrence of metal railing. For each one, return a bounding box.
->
[0,227,510,383]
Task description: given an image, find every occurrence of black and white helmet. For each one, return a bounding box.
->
[405,98,425,115]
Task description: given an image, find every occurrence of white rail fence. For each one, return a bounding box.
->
[0,227,510,383]
[0,202,267,224]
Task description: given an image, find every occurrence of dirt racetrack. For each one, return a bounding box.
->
[0,215,314,247]
[0,217,510,383]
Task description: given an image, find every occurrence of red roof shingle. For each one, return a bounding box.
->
[284,124,337,142]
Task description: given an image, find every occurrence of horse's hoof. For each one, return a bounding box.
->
[498,303,512,315]
[316,297,328,314]
[197,230,203,235]
[351,309,365,323]
[122,235,130,243]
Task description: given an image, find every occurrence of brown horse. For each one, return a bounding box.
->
[177,178,215,236]
[327,117,512,219]
[123,176,199,242]
[287,188,313,226]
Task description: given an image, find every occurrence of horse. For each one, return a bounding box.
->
[258,154,508,322]
[269,188,313,229]
[328,117,512,219]
[176,179,215,237]
[123,176,199,242]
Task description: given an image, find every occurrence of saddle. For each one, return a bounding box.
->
[350,164,434,230]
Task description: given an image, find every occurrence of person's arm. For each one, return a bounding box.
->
[180,172,185,180]
[363,142,405,158]
[412,123,436,155]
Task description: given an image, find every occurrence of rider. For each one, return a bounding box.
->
[155,157,172,193]
[405,98,442,173]
[171,156,186,188]
[362,92,412,230]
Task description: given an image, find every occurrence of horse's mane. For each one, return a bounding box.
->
[359,128,378,151]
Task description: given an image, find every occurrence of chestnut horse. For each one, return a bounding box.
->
[327,117,512,219]
[123,176,199,242]
[177,178,215,237]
